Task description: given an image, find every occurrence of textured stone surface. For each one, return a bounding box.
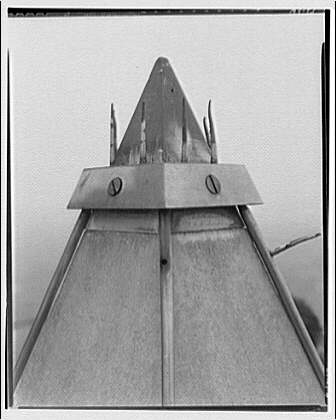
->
[15,230,161,407]
[14,208,325,408]
[172,228,325,406]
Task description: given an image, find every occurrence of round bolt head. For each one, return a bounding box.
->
[205,174,221,195]
[108,177,123,196]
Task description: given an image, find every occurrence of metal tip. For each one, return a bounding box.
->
[208,99,212,114]
[208,100,214,137]
[207,99,218,164]
[155,56,170,67]
[114,56,210,165]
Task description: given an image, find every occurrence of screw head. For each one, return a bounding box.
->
[108,177,123,196]
[205,174,221,195]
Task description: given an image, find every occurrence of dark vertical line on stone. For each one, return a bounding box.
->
[159,210,174,406]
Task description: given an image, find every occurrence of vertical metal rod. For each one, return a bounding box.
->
[140,102,147,163]
[203,116,211,148]
[110,103,117,166]
[181,97,188,162]
[208,100,218,164]
[159,210,174,406]
[239,205,325,389]
[6,49,13,408]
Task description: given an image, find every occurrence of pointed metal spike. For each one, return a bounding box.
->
[140,102,147,164]
[208,100,214,140]
[203,116,211,149]
[208,99,218,164]
[110,103,117,166]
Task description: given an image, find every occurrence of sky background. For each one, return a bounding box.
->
[8,13,325,362]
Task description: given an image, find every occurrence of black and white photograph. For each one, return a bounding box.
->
[2,1,334,418]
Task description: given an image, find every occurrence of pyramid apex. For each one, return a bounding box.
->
[154,56,170,67]
[114,58,210,165]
